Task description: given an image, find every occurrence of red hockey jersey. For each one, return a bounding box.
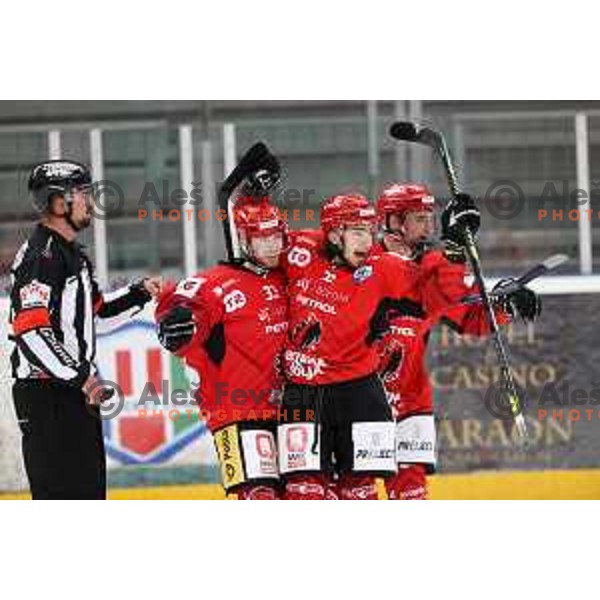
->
[155,263,288,431]
[371,244,509,417]
[281,230,425,385]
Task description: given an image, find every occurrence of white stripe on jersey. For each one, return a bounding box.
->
[102,286,132,303]
[11,240,30,274]
[16,347,30,379]
[9,241,30,325]
[21,330,79,380]
[80,266,95,363]
[61,275,80,362]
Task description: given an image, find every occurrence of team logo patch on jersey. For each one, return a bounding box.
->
[353,265,373,284]
[288,246,312,268]
[19,280,51,309]
[175,277,206,298]
[223,289,247,313]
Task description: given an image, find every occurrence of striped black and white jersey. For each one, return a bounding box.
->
[9,224,152,387]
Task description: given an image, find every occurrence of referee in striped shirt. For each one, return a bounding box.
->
[9,160,161,499]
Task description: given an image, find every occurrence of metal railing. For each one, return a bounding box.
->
[1,104,599,290]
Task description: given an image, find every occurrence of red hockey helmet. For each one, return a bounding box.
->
[233,196,287,241]
[376,183,435,224]
[320,193,377,234]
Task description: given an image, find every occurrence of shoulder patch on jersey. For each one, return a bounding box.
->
[223,289,247,313]
[20,279,51,309]
[175,277,206,298]
[353,265,373,284]
[287,245,312,268]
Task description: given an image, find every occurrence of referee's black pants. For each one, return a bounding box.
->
[13,381,106,500]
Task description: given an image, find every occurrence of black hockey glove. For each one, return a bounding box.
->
[441,193,480,248]
[158,306,196,352]
[492,278,542,323]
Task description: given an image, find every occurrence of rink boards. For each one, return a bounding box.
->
[2,289,600,497]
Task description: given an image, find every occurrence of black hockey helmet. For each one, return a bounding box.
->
[28,159,93,213]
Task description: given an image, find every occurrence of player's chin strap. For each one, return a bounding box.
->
[382,228,433,261]
[221,255,270,276]
[413,240,435,261]
[237,231,289,276]
[62,189,84,232]
[242,259,270,276]
[381,215,414,249]
[46,189,82,232]
[325,234,359,270]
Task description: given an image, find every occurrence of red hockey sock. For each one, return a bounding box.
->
[385,464,428,500]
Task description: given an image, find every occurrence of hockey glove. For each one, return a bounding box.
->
[158,305,196,352]
[492,278,542,323]
[441,193,480,247]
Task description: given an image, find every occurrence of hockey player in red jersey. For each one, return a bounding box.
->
[155,197,288,499]
[278,193,438,500]
[373,183,541,499]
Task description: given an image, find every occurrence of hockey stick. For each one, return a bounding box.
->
[390,121,529,440]
[417,254,568,335]
[218,142,281,262]
[461,253,569,305]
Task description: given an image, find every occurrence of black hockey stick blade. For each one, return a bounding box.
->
[218,141,280,262]
[461,253,570,305]
[513,253,569,288]
[389,121,419,142]
[389,121,442,148]
[389,121,458,195]
[489,253,570,299]
[219,142,272,204]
